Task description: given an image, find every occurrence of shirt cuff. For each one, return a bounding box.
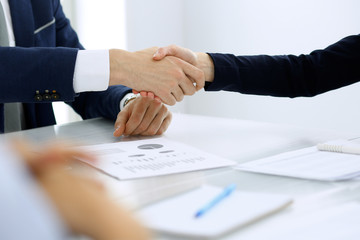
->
[73,50,110,93]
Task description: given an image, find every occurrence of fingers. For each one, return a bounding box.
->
[147,92,155,99]
[171,57,205,92]
[142,46,201,103]
[153,45,197,65]
[171,85,185,102]
[112,47,203,106]
[133,90,162,103]
[11,140,96,175]
[156,112,172,135]
[113,110,129,137]
[159,91,177,106]
[154,46,204,92]
[141,106,171,136]
[114,95,172,136]
[154,96,162,102]
[143,88,176,106]
[131,100,162,135]
[33,145,97,173]
[11,139,40,168]
[65,148,96,164]
[122,97,152,135]
[154,48,205,94]
[152,46,168,60]
[154,45,205,90]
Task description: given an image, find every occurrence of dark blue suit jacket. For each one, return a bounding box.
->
[207,35,360,97]
[0,0,131,133]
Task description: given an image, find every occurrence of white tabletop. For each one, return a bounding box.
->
[5,113,360,239]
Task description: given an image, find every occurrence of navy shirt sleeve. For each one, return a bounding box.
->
[206,34,360,98]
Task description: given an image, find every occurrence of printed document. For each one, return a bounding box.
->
[78,138,236,180]
[235,145,360,181]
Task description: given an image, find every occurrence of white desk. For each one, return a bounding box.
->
[6,113,360,239]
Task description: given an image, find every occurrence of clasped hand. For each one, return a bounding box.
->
[109,47,205,106]
[114,91,172,137]
[113,45,214,137]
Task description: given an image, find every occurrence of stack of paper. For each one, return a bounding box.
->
[138,185,292,238]
[78,138,236,180]
[236,140,360,181]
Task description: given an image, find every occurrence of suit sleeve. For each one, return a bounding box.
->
[206,34,360,98]
[0,46,78,103]
[0,0,80,103]
[66,86,132,121]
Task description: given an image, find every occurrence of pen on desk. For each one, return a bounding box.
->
[194,184,237,218]
[317,142,360,155]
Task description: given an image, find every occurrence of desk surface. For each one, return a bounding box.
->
[6,113,360,240]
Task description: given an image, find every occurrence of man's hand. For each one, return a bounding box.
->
[153,45,215,83]
[109,47,205,105]
[113,92,172,137]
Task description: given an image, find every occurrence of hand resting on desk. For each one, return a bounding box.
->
[114,92,172,137]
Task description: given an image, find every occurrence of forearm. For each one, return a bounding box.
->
[206,34,360,97]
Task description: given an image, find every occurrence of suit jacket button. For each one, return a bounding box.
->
[34,90,42,101]
[43,94,51,101]
[34,94,42,101]
[51,93,60,100]
[43,90,51,101]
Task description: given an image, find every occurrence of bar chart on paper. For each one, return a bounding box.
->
[78,138,236,180]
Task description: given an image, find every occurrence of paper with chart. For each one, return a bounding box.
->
[235,145,360,181]
[78,138,236,180]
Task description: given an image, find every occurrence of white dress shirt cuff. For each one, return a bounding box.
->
[73,50,109,93]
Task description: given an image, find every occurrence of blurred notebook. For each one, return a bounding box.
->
[138,185,292,239]
[236,139,360,181]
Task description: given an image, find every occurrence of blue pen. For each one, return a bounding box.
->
[194,184,237,218]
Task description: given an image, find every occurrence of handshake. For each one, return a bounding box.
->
[109,45,215,106]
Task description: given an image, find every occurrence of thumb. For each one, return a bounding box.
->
[153,45,197,65]
[153,47,167,60]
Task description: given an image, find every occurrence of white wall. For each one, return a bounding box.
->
[125,0,188,113]
[74,0,126,49]
[125,0,184,51]
[53,0,81,124]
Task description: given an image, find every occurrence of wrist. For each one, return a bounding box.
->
[197,52,215,82]
[109,49,132,87]
[120,93,139,111]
